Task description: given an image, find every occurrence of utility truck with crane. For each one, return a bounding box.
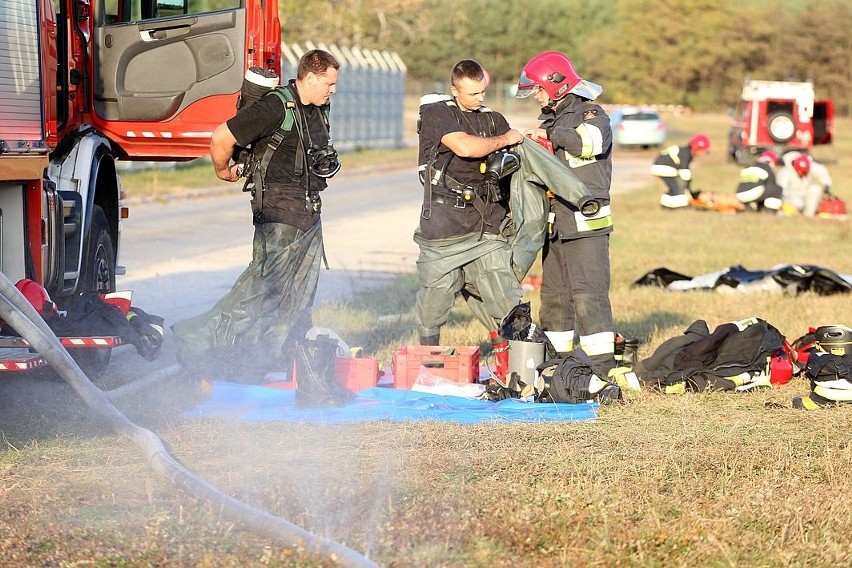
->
[0,0,280,374]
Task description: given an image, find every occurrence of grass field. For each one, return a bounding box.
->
[1,111,851,567]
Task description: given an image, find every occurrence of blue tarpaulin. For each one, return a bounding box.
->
[187,382,598,424]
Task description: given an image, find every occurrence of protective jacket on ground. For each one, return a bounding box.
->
[634,317,786,393]
[536,349,619,403]
[794,350,852,410]
[633,264,852,295]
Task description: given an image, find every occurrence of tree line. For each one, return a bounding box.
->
[278,0,852,114]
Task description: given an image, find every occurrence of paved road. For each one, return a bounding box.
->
[116,167,422,325]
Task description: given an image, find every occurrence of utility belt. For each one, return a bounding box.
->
[430,183,489,209]
[248,181,322,214]
[422,164,506,220]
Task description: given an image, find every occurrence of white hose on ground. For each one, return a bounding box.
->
[0,273,376,568]
[104,363,182,401]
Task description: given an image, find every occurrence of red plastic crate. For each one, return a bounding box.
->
[335,357,380,391]
[391,345,480,390]
[265,357,379,392]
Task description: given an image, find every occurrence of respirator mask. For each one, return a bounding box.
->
[482,149,520,202]
[307,145,341,178]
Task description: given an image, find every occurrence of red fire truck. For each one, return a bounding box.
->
[728,79,834,164]
[0,0,280,373]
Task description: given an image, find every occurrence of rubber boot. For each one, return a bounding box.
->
[614,334,639,369]
[623,338,639,368]
[419,333,440,346]
[295,334,354,408]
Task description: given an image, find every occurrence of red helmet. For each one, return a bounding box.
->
[792,154,811,176]
[759,150,778,164]
[689,134,711,153]
[15,278,58,316]
[515,51,602,101]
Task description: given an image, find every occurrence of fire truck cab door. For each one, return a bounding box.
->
[91,0,279,161]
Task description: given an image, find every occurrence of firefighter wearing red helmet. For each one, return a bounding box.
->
[515,51,618,380]
[735,150,783,212]
[776,151,833,216]
[792,154,810,176]
[650,133,711,208]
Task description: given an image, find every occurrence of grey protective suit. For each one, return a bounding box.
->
[414,138,592,336]
[172,221,322,378]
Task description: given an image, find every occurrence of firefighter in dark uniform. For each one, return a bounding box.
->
[173,50,346,401]
[650,134,711,208]
[415,59,524,346]
[515,51,617,378]
[735,150,783,212]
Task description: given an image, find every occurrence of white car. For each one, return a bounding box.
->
[610,107,667,149]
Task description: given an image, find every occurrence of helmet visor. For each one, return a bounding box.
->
[569,80,603,101]
[515,71,538,98]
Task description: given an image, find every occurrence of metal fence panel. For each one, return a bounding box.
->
[282,42,406,152]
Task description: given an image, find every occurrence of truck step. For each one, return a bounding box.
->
[0,350,49,372]
[0,336,125,349]
[0,336,125,373]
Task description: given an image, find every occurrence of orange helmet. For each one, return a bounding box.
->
[515,51,602,101]
[689,134,711,153]
[792,154,811,176]
[759,150,778,164]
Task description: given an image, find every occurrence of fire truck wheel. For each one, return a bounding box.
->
[767,111,796,144]
[80,205,116,295]
[75,205,116,378]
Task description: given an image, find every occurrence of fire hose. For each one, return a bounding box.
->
[0,272,376,568]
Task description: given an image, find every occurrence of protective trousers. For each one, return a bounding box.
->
[540,233,616,376]
[173,220,322,379]
[414,231,523,338]
[658,176,690,208]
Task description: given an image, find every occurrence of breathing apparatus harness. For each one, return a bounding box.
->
[420,98,519,236]
[237,76,339,221]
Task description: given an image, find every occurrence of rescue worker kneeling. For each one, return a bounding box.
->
[651,134,711,209]
[735,150,783,212]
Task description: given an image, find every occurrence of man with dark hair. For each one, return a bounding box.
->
[173,50,344,397]
[415,59,524,346]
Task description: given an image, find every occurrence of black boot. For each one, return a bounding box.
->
[614,334,640,369]
[419,333,440,346]
[294,334,354,408]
